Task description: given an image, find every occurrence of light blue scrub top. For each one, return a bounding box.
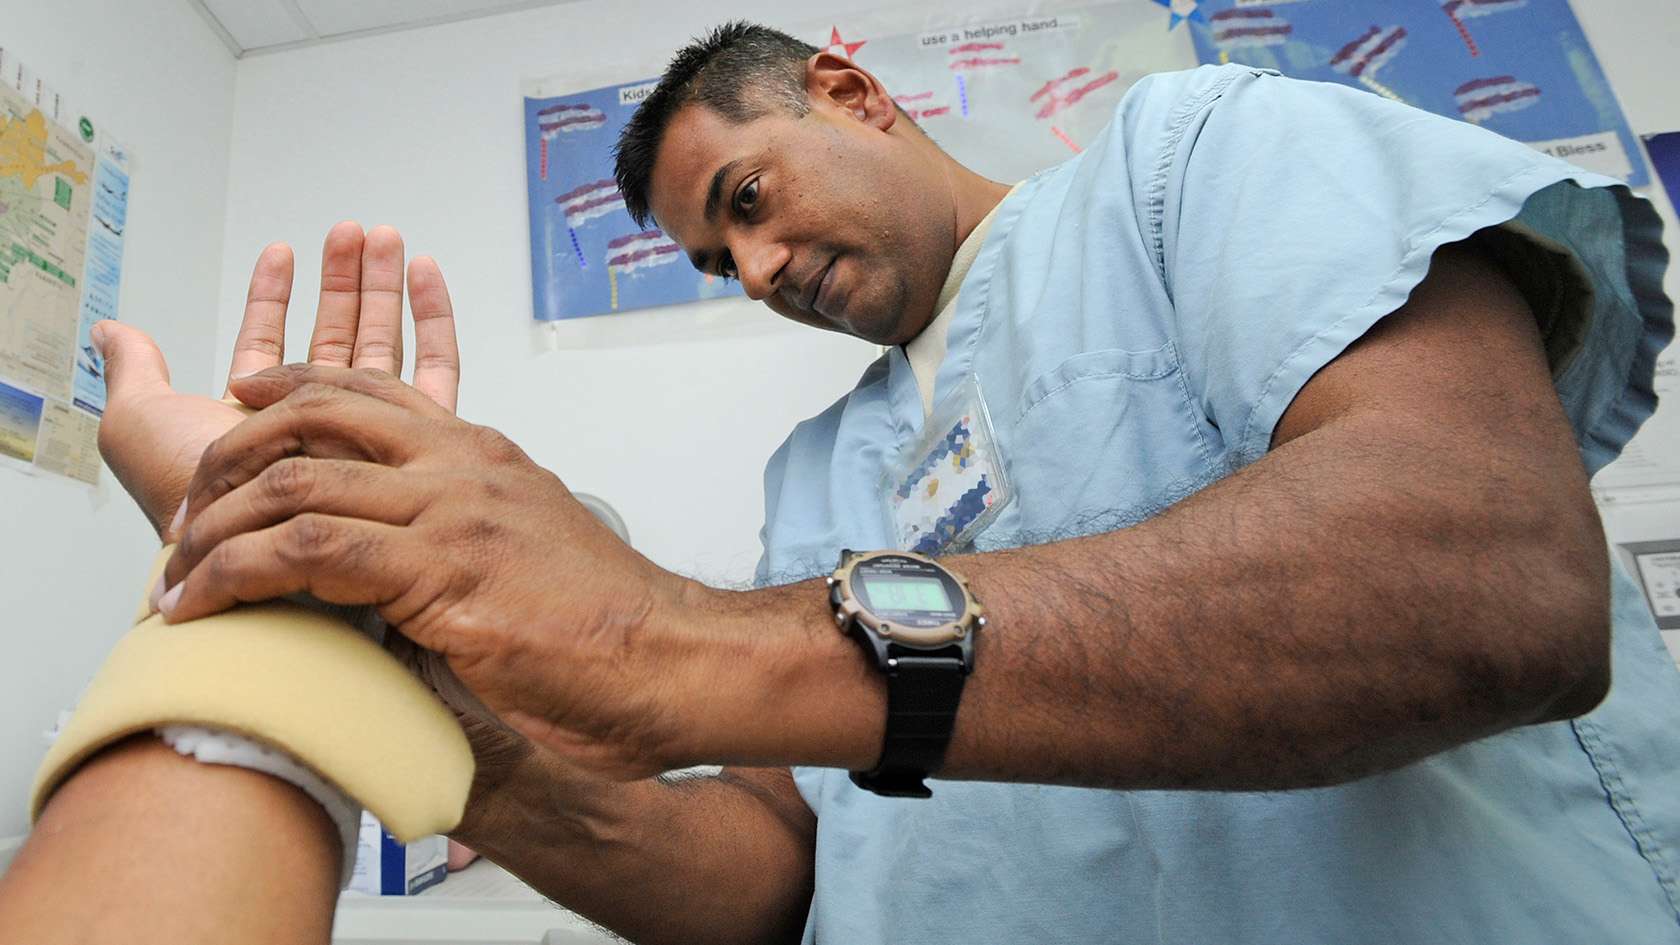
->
[756,66,1679,944]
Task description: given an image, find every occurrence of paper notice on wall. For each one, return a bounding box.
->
[73,138,127,415]
[1616,539,1680,665]
[1527,132,1633,181]
[0,377,43,462]
[813,2,1193,188]
[1629,545,1680,627]
[33,398,99,483]
[0,44,130,484]
[1602,504,1680,667]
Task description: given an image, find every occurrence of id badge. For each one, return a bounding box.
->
[884,376,1014,555]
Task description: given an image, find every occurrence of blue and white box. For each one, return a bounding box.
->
[348,811,448,896]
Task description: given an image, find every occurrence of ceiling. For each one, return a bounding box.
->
[187,0,581,57]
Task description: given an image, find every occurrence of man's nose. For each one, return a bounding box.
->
[733,237,790,303]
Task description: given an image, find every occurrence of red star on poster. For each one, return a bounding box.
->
[826,26,866,60]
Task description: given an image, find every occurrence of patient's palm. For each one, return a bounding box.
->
[95,321,248,535]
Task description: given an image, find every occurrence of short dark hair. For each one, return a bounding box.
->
[614,21,818,228]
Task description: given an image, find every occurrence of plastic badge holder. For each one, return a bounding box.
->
[883,375,1013,556]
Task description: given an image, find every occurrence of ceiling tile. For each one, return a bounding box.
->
[294,0,541,38]
[202,0,312,51]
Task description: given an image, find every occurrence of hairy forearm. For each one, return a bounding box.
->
[0,736,339,944]
[938,407,1606,788]
[458,759,813,945]
[682,405,1606,791]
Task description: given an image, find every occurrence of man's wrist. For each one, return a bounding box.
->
[452,743,642,863]
[664,577,886,772]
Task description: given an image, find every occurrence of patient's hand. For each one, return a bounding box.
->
[101,222,523,839]
[95,223,459,538]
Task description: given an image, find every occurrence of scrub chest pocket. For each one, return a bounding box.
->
[1003,342,1220,542]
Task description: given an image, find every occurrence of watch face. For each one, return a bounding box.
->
[865,575,952,611]
[853,555,964,629]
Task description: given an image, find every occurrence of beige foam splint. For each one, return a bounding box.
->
[30,547,474,842]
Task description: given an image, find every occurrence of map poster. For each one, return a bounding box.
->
[523,1,1190,322]
[0,46,130,485]
[1185,0,1648,186]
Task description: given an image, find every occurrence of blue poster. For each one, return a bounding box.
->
[1186,0,1648,187]
[73,143,129,415]
[1646,132,1680,203]
[0,378,44,463]
[524,80,744,321]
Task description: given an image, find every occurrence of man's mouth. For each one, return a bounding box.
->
[811,257,840,319]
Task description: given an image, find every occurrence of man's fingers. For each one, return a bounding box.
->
[308,221,365,366]
[224,243,294,390]
[352,225,406,376]
[182,378,424,529]
[94,320,171,401]
[166,457,429,590]
[407,256,461,413]
[159,515,409,624]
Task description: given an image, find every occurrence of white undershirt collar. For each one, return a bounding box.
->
[903,188,1016,419]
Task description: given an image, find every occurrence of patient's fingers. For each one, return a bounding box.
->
[224,243,293,390]
[98,320,172,401]
[159,515,408,624]
[407,256,460,413]
[308,221,365,366]
[352,225,406,376]
[165,457,428,592]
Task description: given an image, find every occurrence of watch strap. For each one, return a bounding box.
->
[850,647,967,798]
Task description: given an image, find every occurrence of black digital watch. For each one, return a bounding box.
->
[828,549,985,798]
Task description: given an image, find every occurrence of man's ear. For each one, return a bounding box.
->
[805,52,897,131]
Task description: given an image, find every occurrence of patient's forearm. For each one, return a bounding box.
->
[0,736,339,945]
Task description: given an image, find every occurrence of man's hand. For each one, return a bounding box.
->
[158,368,705,781]
[382,631,546,822]
[95,222,459,539]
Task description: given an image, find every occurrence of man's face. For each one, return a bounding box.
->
[647,77,955,345]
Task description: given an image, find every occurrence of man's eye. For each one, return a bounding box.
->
[719,252,737,280]
[736,179,760,214]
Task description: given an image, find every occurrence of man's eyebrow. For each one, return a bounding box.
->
[703,159,742,224]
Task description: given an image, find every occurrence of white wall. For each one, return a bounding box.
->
[214,0,893,588]
[1578,0,1680,133]
[0,1,236,837]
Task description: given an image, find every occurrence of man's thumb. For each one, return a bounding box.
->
[92,320,171,399]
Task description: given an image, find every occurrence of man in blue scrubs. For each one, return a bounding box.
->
[156,20,1679,945]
